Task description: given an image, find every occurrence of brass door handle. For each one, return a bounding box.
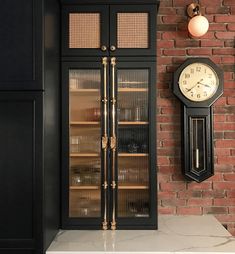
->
[110,57,117,230]
[102,57,108,230]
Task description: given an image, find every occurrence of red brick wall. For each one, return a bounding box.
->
[157,0,235,235]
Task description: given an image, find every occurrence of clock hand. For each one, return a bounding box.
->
[185,79,204,92]
[198,82,211,88]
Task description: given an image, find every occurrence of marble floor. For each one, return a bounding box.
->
[46,215,235,254]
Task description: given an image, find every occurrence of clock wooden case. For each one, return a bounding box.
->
[173,58,223,182]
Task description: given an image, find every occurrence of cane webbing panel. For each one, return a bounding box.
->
[69,13,100,48]
[117,13,148,48]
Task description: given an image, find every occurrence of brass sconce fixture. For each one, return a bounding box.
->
[187,3,209,38]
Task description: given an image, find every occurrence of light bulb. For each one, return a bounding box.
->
[188,15,209,38]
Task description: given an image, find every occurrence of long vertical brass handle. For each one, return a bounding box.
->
[110,57,117,230]
[102,57,108,230]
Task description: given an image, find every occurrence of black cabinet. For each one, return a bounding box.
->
[62,3,156,57]
[61,0,158,230]
[0,0,60,253]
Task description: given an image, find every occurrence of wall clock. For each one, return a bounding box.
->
[173,58,223,182]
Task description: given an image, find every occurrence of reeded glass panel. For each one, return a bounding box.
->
[69,13,100,48]
[190,117,206,172]
[117,13,148,48]
[117,69,150,218]
[69,69,101,218]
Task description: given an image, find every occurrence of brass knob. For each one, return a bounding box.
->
[101,45,107,51]
[110,45,116,51]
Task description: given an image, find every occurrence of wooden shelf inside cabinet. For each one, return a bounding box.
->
[70,153,100,157]
[70,121,100,125]
[118,121,149,125]
[70,186,100,190]
[70,89,99,93]
[118,153,149,157]
[118,185,149,190]
[118,88,148,92]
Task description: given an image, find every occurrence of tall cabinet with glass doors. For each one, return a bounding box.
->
[61,0,159,230]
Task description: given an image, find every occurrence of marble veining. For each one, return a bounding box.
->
[46,215,235,254]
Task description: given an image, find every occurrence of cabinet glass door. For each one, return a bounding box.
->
[62,5,109,56]
[69,69,101,218]
[110,5,156,56]
[115,62,156,228]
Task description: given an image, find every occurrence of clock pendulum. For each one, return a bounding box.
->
[173,58,223,182]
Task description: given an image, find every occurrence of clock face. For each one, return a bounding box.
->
[178,63,219,102]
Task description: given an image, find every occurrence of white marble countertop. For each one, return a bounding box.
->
[46,215,235,254]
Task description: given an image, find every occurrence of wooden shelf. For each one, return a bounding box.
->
[118,88,148,92]
[118,153,149,157]
[70,153,100,157]
[118,121,148,125]
[70,121,100,125]
[70,89,99,93]
[70,185,100,190]
[118,185,149,190]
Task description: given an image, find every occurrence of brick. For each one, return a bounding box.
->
[224,174,235,181]
[215,148,231,156]
[157,24,177,32]
[200,0,222,5]
[227,191,235,198]
[213,48,235,55]
[162,15,187,24]
[160,0,173,7]
[229,208,235,214]
[216,140,235,148]
[203,190,226,198]
[158,174,171,182]
[224,132,235,139]
[201,40,224,47]
[214,198,235,206]
[187,182,212,190]
[206,6,230,14]
[209,23,227,31]
[215,15,235,23]
[158,40,174,48]
[214,115,226,122]
[227,24,235,31]
[158,207,176,214]
[224,40,235,47]
[158,156,170,165]
[163,49,186,56]
[158,7,177,15]
[214,123,235,131]
[188,198,213,206]
[215,215,235,223]
[215,164,234,172]
[162,31,188,40]
[158,165,178,174]
[217,156,235,164]
[178,190,202,198]
[173,0,192,6]
[162,198,186,206]
[160,182,186,191]
[227,115,235,122]
[221,57,235,64]
[175,40,200,48]
[224,0,235,5]
[158,191,177,199]
[215,32,235,39]
[224,73,234,81]
[171,174,185,181]
[227,97,235,105]
[213,97,226,106]
[187,48,212,56]
[214,132,224,139]
[204,207,228,214]
[177,207,202,215]
[214,182,235,190]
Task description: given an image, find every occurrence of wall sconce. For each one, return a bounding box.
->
[187,3,209,38]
